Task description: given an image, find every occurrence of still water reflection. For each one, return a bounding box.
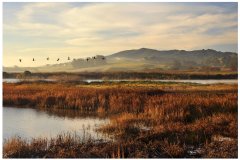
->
[3,78,238,84]
[3,107,109,141]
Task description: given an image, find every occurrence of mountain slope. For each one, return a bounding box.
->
[107,48,237,70]
[3,48,237,72]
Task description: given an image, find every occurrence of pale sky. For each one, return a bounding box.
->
[3,2,238,67]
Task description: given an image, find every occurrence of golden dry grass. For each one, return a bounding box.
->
[3,82,238,158]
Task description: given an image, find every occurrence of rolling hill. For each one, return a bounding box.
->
[3,48,237,72]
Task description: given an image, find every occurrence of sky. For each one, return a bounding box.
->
[3,2,238,67]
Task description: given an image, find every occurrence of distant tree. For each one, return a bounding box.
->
[16,73,23,79]
[3,72,10,78]
[23,70,32,77]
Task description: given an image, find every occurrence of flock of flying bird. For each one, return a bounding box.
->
[18,56,105,63]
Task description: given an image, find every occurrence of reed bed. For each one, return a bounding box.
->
[3,133,188,158]
[3,82,237,113]
[3,82,238,158]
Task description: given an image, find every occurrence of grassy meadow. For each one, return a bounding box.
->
[3,81,238,158]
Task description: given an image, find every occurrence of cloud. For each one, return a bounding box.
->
[3,2,238,67]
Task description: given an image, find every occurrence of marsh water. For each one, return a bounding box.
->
[3,107,110,141]
[2,78,238,84]
[2,78,237,141]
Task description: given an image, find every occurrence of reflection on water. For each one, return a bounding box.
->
[84,79,238,84]
[41,108,107,119]
[2,78,55,83]
[3,78,238,84]
[3,107,110,141]
[3,79,21,83]
[151,79,238,84]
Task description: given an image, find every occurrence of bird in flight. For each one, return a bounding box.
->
[47,57,49,60]
[19,59,22,62]
[68,57,70,60]
[33,58,35,61]
[57,58,60,61]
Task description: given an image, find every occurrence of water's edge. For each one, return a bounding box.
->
[3,106,110,141]
[3,78,238,84]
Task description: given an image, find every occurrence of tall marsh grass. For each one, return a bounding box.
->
[3,82,237,158]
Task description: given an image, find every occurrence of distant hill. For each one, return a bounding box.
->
[108,48,237,69]
[3,48,237,72]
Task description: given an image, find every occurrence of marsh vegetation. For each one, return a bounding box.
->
[3,70,238,81]
[3,81,237,158]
